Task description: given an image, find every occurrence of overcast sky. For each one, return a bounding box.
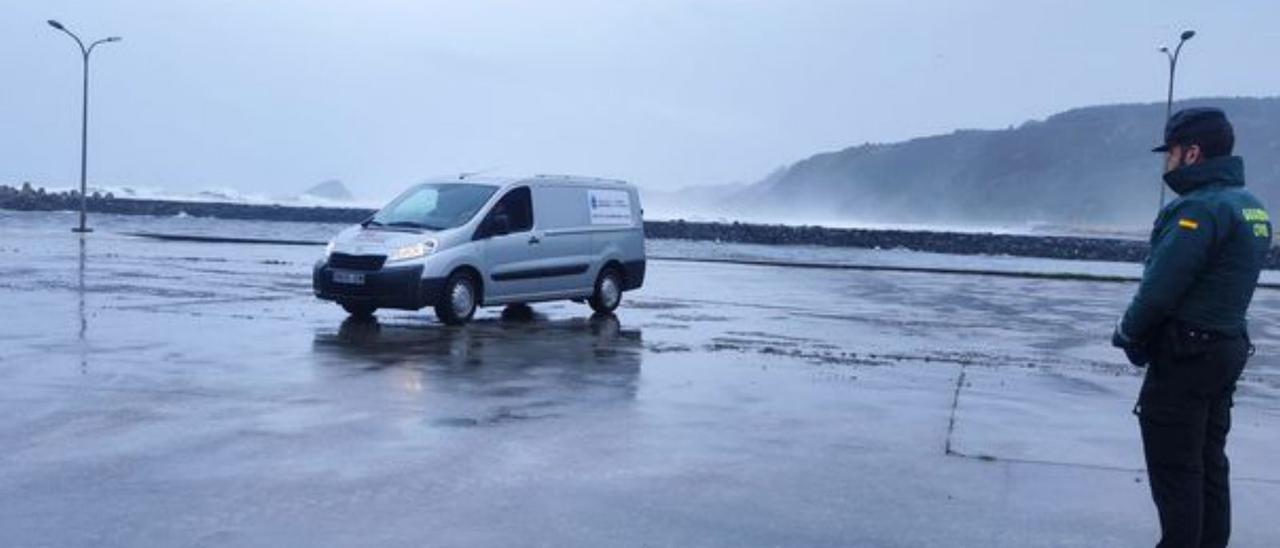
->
[3,0,1278,201]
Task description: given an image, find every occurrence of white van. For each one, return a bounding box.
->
[313,175,646,325]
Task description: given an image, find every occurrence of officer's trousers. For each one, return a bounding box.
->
[1136,323,1249,548]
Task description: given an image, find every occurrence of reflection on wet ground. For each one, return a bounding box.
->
[77,235,88,375]
[2,215,1279,547]
[313,314,643,428]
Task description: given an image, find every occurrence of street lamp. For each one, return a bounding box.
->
[1157,29,1195,209]
[47,19,122,233]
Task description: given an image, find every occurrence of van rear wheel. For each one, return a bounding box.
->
[588,266,623,314]
[435,271,478,325]
[341,302,376,317]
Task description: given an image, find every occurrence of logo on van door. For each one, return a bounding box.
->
[588,189,632,225]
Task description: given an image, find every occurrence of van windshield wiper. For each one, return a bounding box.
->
[385,221,444,231]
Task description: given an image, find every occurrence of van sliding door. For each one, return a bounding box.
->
[529,185,594,295]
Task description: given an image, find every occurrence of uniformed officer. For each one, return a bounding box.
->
[1112,107,1273,548]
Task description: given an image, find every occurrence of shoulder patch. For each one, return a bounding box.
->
[1177,218,1199,230]
[1243,208,1270,222]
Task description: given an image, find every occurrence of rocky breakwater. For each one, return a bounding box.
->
[646,220,1280,268]
[0,183,373,224]
[647,220,1153,262]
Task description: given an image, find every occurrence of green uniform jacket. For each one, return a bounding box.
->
[1121,156,1273,340]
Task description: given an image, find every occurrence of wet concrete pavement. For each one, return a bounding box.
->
[2,215,1278,547]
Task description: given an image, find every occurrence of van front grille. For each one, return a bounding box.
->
[328,253,386,271]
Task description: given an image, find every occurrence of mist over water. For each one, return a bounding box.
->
[640,97,1280,238]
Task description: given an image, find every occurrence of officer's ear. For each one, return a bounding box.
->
[1182,144,1202,166]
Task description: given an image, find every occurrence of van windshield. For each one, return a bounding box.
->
[368,183,499,231]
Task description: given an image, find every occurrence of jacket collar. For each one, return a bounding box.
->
[1163,155,1245,196]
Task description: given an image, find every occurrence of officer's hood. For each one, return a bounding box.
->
[1163,155,1245,196]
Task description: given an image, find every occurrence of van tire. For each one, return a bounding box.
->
[435,271,478,325]
[588,266,624,314]
[341,302,376,317]
[501,303,535,322]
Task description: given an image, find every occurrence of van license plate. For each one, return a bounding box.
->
[332,271,365,285]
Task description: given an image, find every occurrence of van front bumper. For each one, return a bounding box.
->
[313,260,446,310]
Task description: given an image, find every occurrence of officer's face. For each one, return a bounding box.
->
[1164,146,1182,173]
[1164,144,1202,174]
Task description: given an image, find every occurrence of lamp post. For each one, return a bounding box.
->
[47,19,121,233]
[1158,30,1195,209]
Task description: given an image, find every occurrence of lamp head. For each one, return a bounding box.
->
[47,20,65,30]
[1181,30,1196,41]
[106,36,122,42]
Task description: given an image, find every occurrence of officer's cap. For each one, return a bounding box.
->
[1153,107,1234,153]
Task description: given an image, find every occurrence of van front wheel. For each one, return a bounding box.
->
[588,267,623,314]
[435,271,478,325]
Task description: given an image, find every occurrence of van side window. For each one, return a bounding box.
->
[487,187,533,233]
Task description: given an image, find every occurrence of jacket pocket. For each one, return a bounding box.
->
[1166,323,1218,362]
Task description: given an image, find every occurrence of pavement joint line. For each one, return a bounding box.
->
[941,451,1280,486]
[943,364,967,458]
[940,365,1280,486]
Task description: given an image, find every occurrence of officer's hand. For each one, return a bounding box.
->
[1121,345,1149,367]
[1112,323,1148,367]
[1110,327,1127,349]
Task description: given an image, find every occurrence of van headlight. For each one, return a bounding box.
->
[388,240,437,262]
